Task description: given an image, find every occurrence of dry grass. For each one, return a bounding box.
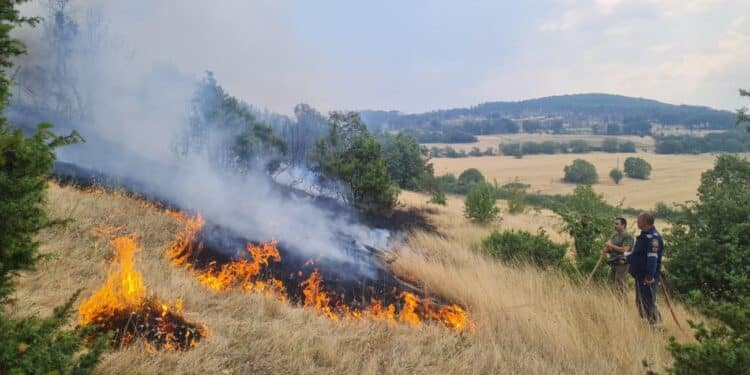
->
[431,152,726,209]
[9,183,698,374]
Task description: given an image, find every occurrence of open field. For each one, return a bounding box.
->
[424,134,656,153]
[431,152,728,209]
[8,184,697,374]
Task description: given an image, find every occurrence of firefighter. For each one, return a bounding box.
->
[628,212,663,324]
[602,217,633,295]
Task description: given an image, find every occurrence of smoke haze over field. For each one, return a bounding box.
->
[9,1,388,273]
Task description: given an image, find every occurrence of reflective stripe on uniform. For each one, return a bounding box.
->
[647,253,658,257]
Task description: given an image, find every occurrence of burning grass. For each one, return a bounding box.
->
[165,213,474,332]
[79,235,208,350]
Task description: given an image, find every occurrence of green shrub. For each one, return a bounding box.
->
[464,183,500,224]
[506,182,528,214]
[563,159,598,184]
[618,140,636,152]
[458,168,485,186]
[623,157,652,179]
[429,190,447,205]
[609,168,623,184]
[568,139,591,153]
[481,229,567,268]
[602,138,619,153]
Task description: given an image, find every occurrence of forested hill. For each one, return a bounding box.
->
[359,93,735,133]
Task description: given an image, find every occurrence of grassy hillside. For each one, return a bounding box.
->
[9,183,696,374]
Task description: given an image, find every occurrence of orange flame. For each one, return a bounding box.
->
[79,235,207,350]
[167,213,475,333]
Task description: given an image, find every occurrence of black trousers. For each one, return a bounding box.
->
[634,276,661,324]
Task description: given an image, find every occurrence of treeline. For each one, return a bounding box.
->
[655,130,750,154]
[427,138,636,158]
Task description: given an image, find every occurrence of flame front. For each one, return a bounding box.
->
[79,235,207,350]
[167,213,475,333]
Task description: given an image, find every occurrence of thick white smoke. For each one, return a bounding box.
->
[10,1,390,269]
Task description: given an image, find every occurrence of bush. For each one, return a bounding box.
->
[563,159,598,184]
[609,168,623,184]
[464,183,500,224]
[568,139,591,153]
[429,190,447,205]
[505,183,528,214]
[602,138,619,153]
[458,168,485,186]
[618,140,636,153]
[623,157,652,179]
[381,133,429,190]
[481,229,567,268]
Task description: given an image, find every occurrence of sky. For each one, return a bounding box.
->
[22,0,750,114]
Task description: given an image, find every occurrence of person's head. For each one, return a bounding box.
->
[637,212,655,231]
[613,217,627,233]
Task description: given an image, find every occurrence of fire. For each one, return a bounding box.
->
[79,235,208,350]
[167,213,475,333]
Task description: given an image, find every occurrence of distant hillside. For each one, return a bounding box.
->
[359,94,735,141]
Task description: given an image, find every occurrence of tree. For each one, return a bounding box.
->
[666,155,750,373]
[458,168,485,186]
[602,138,619,153]
[522,120,542,133]
[0,1,104,371]
[606,123,621,135]
[180,72,287,173]
[623,157,652,179]
[553,185,615,276]
[609,168,623,184]
[381,133,430,190]
[568,139,591,153]
[482,229,567,268]
[563,159,598,184]
[311,112,397,214]
[464,183,500,224]
[283,103,327,166]
[738,89,749,132]
[618,140,636,153]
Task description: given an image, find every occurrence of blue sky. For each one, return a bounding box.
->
[25,0,750,114]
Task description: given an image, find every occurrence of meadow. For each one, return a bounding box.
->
[9,183,696,374]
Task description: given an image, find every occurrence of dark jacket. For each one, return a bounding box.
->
[627,227,663,279]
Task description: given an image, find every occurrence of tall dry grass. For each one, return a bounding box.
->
[9,184,696,374]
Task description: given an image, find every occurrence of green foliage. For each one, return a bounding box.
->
[311,112,397,214]
[0,2,104,371]
[553,185,615,276]
[568,139,591,153]
[458,168,485,186]
[563,159,598,185]
[429,190,447,206]
[0,124,82,301]
[655,131,750,154]
[665,155,750,374]
[463,182,500,224]
[381,133,430,190]
[602,138,619,153]
[738,89,749,132]
[667,155,750,302]
[623,156,652,179]
[481,229,567,268]
[1,291,108,375]
[505,181,528,214]
[618,140,636,153]
[181,72,287,173]
[609,168,623,184]
[668,296,750,374]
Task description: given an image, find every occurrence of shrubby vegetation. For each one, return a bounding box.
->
[563,159,598,184]
[654,131,750,154]
[311,112,398,214]
[623,157,652,179]
[609,168,623,184]
[380,133,432,190]
[666,154,750,373]
[0,2,105,371]
[463,182,500,224]
[481,230,567,268]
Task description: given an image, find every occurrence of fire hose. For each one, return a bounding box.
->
[659,275,685,333]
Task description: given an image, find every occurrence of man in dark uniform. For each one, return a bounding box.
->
[628,212,663,324]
